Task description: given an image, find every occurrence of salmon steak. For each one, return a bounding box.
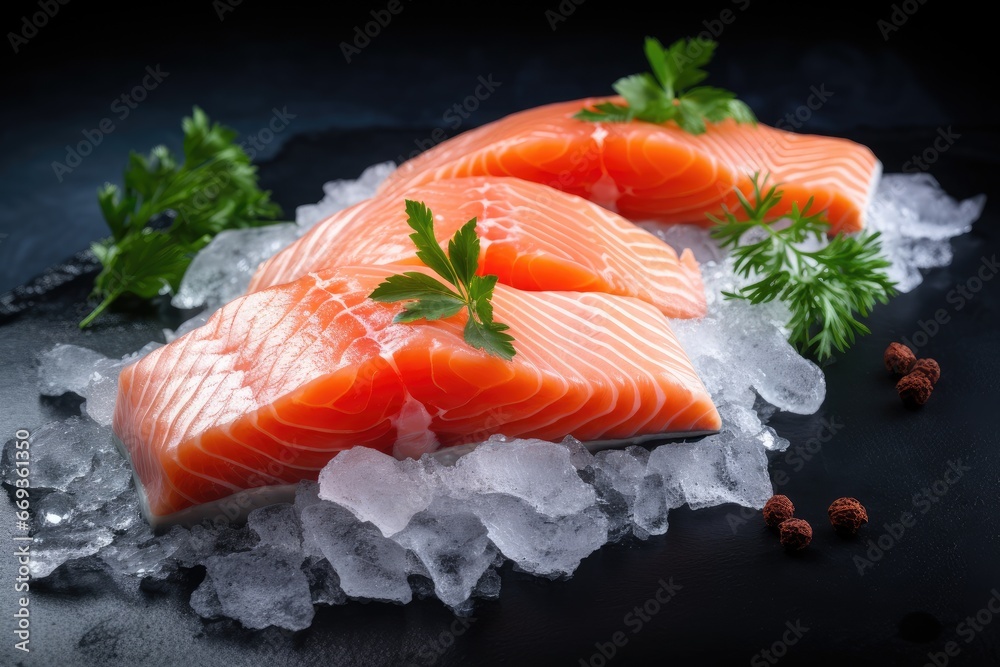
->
[113,265,720,524]
[378,98,881,234]
[250,177,706,318]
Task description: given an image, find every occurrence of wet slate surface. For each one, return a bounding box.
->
[2,2,1000,665]
[1,125,998,666]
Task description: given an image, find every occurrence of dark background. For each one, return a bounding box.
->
[1,0,998,292]
[2,1,999,665]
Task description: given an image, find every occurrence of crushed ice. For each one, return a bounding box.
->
[5,168,982,629]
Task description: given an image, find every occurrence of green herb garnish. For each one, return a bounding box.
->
[81,107,282,328]
[369,200,516,361]
[710,174,896,360]
[575,37,756,134]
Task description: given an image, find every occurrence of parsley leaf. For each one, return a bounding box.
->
[710,174,897,360]
[81,107,283,328]
[575,36,756,135]
[369,201,517,361]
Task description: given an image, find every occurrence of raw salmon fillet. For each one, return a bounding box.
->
[378,98,882,234]
[113,265,720,523]
[249,177,706,318]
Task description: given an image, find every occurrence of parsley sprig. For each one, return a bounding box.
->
[81,107,283,328]
[369,201,516,360]
[710,174,896,360]
[575,37,756,134]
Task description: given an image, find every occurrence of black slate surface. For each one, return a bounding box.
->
[1,126,998,667]
[2,2,1000,665]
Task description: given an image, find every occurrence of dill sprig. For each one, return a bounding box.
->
[710,174,896,360]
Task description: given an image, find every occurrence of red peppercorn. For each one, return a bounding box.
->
[884,342,916,376]
[911,358,941,386]
[828,497,868,535]
[779,518,812,551]
[897,372,933,408]
[762,495,795,528]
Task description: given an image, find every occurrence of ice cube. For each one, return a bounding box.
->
[441,438,596,518]
[195,546,314,631]
[560,435,595,471]
[248,503,302,553]
[295,162,396,230]
[468,495,607,577]
[869,173,986,294]
[589,447,650,540]
[639,222,724,264]
[172,224,300,310]
[592,447,648,501]
[99,522,179,578]
[189,576,224,619]
[302,556,347,606]
[37,344,109,396]
[1,417,97,491]
[674,296,825,416]
[392,499,497,609]
[471,567,502,600]
[293,482,325,558]
[37,343,160,426]
[82,343,160,426]
[645,431,772,512]
[318,447,434,537]
[29,523,114,578]
[632,472,682,537]
[35,492,77,528]
[299,502,412,603]
[169,524,257,569]
[66,435,133,512]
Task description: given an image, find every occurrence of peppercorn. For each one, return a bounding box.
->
[884,342,916,376]
[828,497,868,535]
[762,494,795,528]
[778,518,812,551]
[897,372,933,408]
[911,358,941,386]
